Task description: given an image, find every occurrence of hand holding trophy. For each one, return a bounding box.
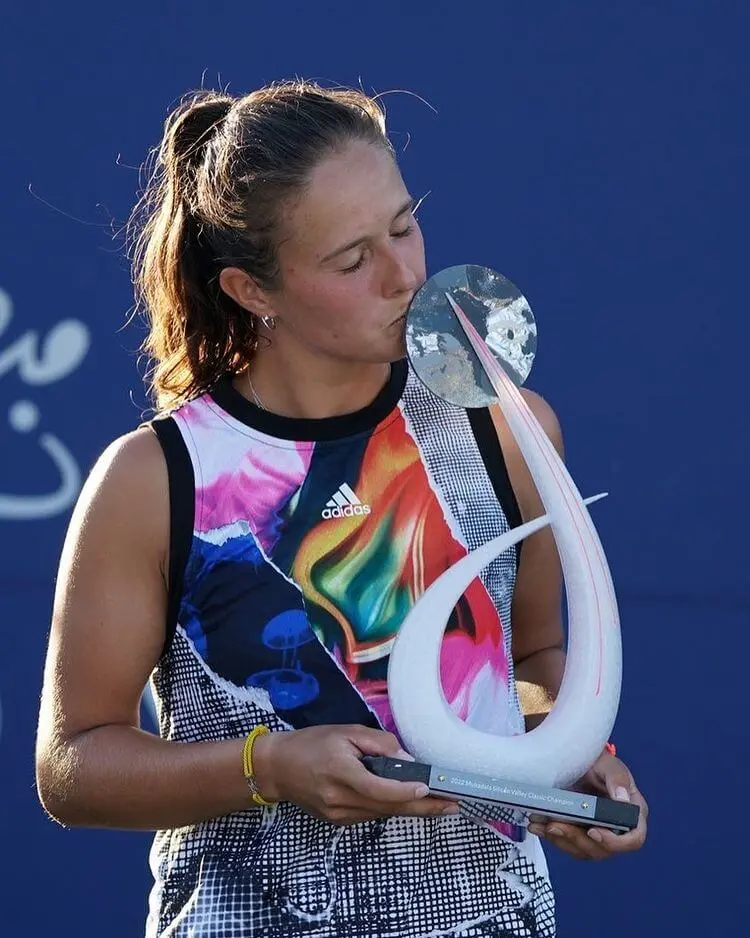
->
[365,265,639,835]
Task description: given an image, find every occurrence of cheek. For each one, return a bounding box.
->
[288,277,365,334]
[283,272,337,311]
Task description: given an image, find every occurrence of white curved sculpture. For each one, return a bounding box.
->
[388,293,622,789]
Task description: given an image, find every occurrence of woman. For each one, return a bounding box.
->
[35,80,647,937]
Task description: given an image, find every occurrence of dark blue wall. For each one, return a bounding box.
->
[1,3,746,934]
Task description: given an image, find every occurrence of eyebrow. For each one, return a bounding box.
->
[320,197,417,264]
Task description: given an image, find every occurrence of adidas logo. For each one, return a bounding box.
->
[321,483,372,519]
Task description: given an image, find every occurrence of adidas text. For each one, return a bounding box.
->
[321,503,372,519]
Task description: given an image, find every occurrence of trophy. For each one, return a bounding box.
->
[364,265,639,834]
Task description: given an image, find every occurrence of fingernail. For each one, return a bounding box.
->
[548,826,565,838]
[414,784,429,798]
[442,804,460,815]
[588,829,603,843]
[614,786,630,802]
[396,749,415,762]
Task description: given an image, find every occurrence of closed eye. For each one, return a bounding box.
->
[339,221,417,274]
[392,224,414,239]
[340,254,366,273]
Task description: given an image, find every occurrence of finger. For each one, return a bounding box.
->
[587,819,647,853]
[599,763,637,805]
[588,788,648,853]
[338,729,432,802]
[338,788,460,819]
[542,831,596,861]
[337,751,436,805]
[399,796,461,818]
[586,828,638,852]
[547,824,610,860]
[345,766,434,804]
[348,725,405,758]
[320,796,460,826]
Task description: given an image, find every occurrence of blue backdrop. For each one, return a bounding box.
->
[1,3,746,934]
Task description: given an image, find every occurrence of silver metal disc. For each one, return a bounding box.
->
[405,264,537,407]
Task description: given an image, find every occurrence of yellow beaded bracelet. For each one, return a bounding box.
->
[242,725,276,807]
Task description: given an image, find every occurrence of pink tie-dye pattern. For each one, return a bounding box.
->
[199,459,308,552]
[176,400,313,552]
[440,631,508,721]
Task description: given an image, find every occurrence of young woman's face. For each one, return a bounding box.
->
[266,139,427,364]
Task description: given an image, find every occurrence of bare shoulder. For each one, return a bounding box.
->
[490,388,563,451]
[519,388,563,450]
[84,424,167,498]
[64,424,170,576]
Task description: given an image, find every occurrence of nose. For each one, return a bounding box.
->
[381,244,421,299]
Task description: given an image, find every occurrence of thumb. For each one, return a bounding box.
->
[349,725,414,761]
[604,766,633,803]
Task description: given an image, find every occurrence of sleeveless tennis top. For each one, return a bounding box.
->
[145,359,555,938]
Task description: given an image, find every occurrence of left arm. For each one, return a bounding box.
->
[492,390,648,860]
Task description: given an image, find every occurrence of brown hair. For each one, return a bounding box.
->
[130,80,392,411]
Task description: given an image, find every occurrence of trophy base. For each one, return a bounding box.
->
[362,755,639,834]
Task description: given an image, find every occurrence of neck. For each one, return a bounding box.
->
[240,347,393,420]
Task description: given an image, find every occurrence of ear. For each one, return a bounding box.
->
[218,267,277,321]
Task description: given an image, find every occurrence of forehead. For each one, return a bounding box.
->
[283,141,409,260]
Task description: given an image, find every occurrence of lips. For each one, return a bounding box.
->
[393,294,415,324]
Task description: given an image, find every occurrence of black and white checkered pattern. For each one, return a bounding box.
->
[147,633,555,938]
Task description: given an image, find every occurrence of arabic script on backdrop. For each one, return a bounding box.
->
[0,286,91,521]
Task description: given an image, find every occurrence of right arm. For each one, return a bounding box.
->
[35,428,454,830]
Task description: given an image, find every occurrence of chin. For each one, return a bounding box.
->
[346,328,406,366]
[347,338,403,365]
